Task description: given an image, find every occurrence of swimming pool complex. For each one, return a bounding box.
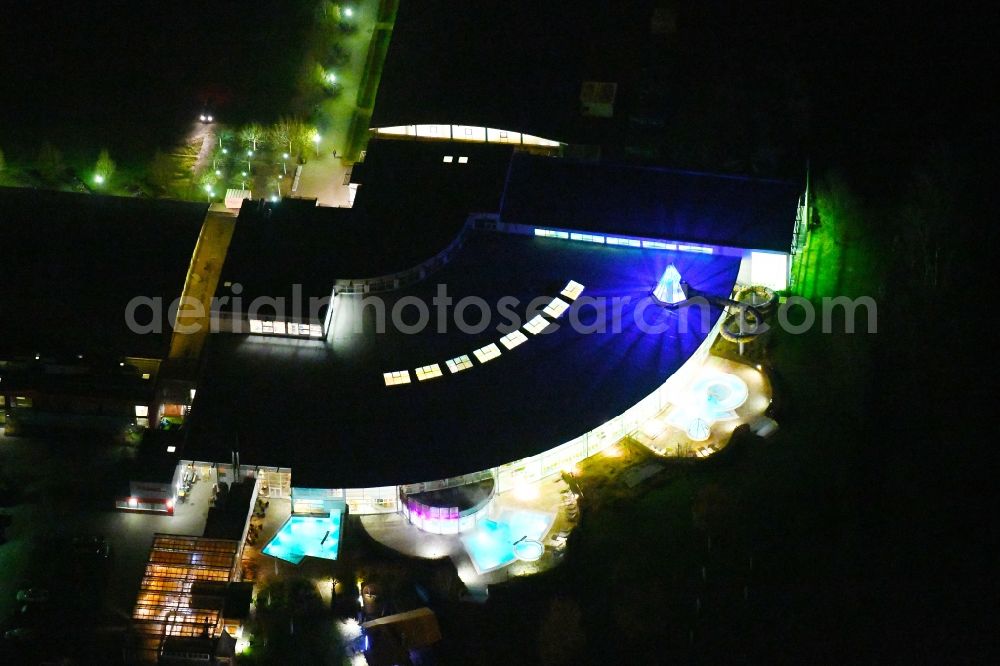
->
[262,511,343,564]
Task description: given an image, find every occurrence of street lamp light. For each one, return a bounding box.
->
[344,7,353,18]
[247,149,253,173]
[312,133,321,157]
[94,174,105,185]
[282,152,289,174]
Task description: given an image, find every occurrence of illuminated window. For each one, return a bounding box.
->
[523,314,551,335]
[445,355,473,373]
[274,321,287,335]
[166,445,176,453]
[500,130,508,138]
[287,322,300,335]
[262,321,274,333]
[534,228,569,239]
[383,370,411,386]
[249,319,263,333]
[415,364,443,381]
[543,297,571,318]
[472,343,502,364]
[570,232,605,244]
[309,324,323,337]
[642,240,677,250]
[560,280,585,300]
[458,156,469,164]
[142,373,151,380]
[678,244,713,254]
[465,127,473,136]
[606,236,641,247]
[135,405,149,417]
[499,330,528,350]
[443,155,454,163]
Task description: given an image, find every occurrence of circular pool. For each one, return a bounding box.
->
[513,539,544,562]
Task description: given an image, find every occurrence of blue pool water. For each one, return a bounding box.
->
[461,509,554,574]
[262,512,343,565]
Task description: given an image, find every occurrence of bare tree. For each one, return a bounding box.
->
[240,123,265,151]
[95,149,116,181]
[37,142,64,181]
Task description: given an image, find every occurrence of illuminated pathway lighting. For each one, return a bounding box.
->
[473,343,502,364]
[523,314,551,335]
[543,297,570,318]
[445,354,473,373]
[415,363,443,381]
[653,264,686,305]
[499,330,528,350]
[560,280,585,301]
[383,370,411,386]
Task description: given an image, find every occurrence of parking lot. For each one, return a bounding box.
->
[0,431,215,660]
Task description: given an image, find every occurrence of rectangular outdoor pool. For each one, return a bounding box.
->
[262,511,343,565]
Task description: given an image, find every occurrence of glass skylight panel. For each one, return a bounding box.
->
[642,240,677,250]
[534,228,569,239]
[472,343,502,363]
[560,280,585,300]
[383,370,411,386]
[570,232,605,244]
[678,244,713,254]
[606,236,641,247]
[543,297,571,318]
[445,355,473,373]
[523,315,551,335]
[415,364,443,381]
[499,330,528,350]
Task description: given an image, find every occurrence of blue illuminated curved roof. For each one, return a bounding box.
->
[186,231,740,488]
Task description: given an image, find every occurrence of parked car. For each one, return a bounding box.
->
[4,626,37,640]
[72,535,111,559]
[15,588,48,604]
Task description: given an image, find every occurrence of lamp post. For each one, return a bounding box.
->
[204,184,213,202]
[282,153,289,175]
[247,149,254,173]
[312,133,321,157]
[241,171,247,190]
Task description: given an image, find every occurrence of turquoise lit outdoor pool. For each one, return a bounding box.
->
[262,511,343,565]
[461,509,554,574]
